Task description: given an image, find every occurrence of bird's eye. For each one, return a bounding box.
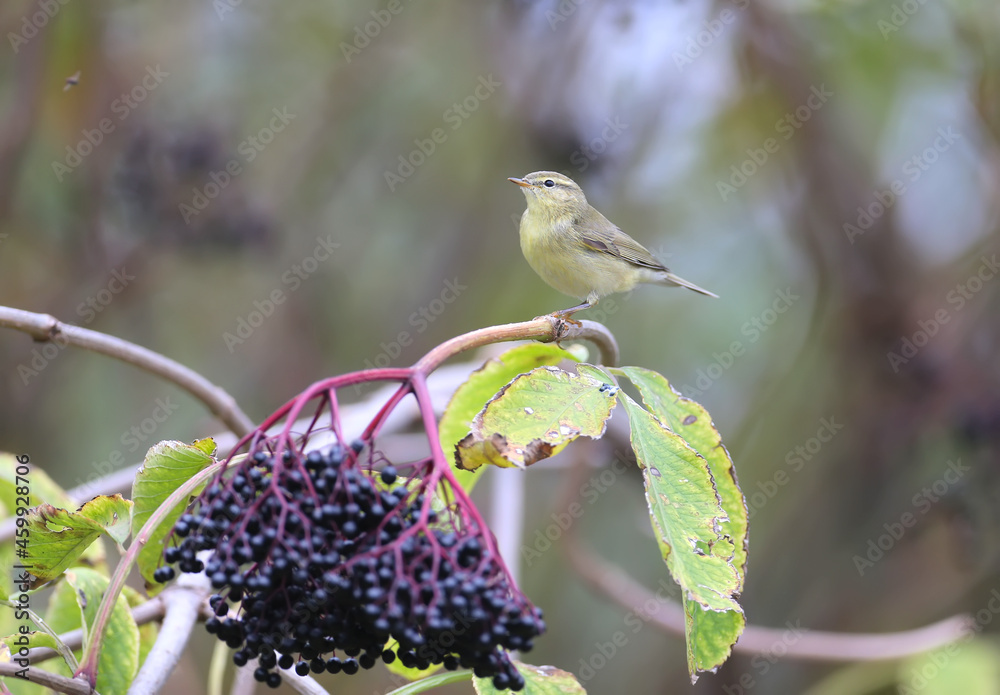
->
[544,179,555,188]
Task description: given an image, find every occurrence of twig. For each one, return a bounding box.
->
[566,538,974,661]
[128,572,211,695]
[413,316,619,374]
[0,306,254,436]
[25,598,170,664]
[0,662,91,695]
[0,361,486,545]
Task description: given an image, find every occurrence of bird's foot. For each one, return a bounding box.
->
[550,311,583,328]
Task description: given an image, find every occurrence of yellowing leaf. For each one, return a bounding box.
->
[617,391,739,613]
[439,344,579,490]
[24,494,132,585]
[455,367,617,471]
[614,367,748,581]
[473,661,586,694]
[613,367,748,680]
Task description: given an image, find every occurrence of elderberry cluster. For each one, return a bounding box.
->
[158,443,543,690]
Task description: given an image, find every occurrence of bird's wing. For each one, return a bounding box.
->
[575,216,667,271]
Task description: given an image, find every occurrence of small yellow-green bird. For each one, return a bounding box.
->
[509,171,717,317]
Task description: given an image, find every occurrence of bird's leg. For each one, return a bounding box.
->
[550,294,598,326]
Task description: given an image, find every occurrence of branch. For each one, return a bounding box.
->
[566,538,974,662]
[0,306,254,436]
[0,662,91,695]
[413,316,619,374]
[0,360,486,546]
[25,598,169,664]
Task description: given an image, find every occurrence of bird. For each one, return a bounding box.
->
[508,171,717,318]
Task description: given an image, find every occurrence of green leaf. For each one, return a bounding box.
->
[23,495,132,585]
[381,638,442,681]
[122,585,158,665]
[898,640,1000,695]
[613,367,748,580]
[614,367,748,677]
[617,391,740,613]
[439,344,579,491]
[473,661,586,694]
[132,439,216,592]
[0,452,76,512]
[63,567,140,695]
[0,630,58,653]
[683,600,746,676]
[455,367,617,471]
[77,494,133,546]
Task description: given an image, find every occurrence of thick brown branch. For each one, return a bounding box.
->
[0,662,91,695]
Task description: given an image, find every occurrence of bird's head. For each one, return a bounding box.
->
[508,171,588,212]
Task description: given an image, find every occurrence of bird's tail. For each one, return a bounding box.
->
[661,272,719,298]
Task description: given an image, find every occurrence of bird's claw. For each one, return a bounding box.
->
[552,313,583,328]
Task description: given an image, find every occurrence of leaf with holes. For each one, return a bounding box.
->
[440,344,580,489]
[616,389,739,613]
[24,495,133,585]
[455,367,617,471]
[612,366,748,678]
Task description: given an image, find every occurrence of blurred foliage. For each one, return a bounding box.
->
[3,0,1000,693]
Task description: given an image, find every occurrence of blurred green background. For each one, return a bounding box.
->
[3,0,1000,693]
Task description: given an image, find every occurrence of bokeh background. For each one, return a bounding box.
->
[3,0,1000,693]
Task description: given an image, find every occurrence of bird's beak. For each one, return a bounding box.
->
[508,177,533,188]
